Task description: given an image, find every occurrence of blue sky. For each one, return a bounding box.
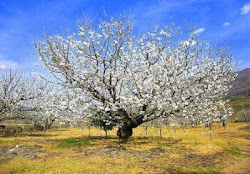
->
[0,0,249,72]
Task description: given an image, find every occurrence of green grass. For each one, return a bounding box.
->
[57,138,92,148]
[0,139,17,146]
[224,147,241,155]
[224,142,241,155]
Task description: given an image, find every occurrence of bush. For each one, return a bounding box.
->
[92,112,116,137]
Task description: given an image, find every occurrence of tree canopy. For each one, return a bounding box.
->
[34,17,236,138]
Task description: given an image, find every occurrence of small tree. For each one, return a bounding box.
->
[92,112,116,137]
[141,122,151,136]
[153,117,168,137]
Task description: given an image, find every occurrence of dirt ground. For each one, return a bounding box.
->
[0,123,249,174]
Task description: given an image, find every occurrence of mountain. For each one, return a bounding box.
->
[228,68,250,96]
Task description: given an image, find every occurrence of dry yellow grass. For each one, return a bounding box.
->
[0,123,249,174]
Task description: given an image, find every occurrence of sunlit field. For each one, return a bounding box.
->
[0,123,249,174]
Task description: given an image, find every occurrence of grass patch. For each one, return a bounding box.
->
[0,139,17,146]
[57,138,91,148]
[196,169,220,174]
[135,136,150,140]
[179,167,220,174]
[224,147,241,155]
[224,142,241,155]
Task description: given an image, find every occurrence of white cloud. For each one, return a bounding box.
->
[0,59,18,69]
[241,3,250,15]
[193,28,205,35]
[223,22,230,26]
[133,1,184,19]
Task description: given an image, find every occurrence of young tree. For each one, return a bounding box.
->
[35,17,236,139]
[153,117,168,137]
[141,122,152,136]
[92,112,116,137]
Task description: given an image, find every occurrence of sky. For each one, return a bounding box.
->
[0,0,250,73]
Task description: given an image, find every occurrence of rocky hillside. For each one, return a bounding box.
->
[228,68,250,96]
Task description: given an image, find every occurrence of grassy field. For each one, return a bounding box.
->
[0,123,249,174]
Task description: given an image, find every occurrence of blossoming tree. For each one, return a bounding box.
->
[0,69,46,121]
[34,17,236,139]
[28,84,82,130]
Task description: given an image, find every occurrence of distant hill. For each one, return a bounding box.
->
[228,68,250,96]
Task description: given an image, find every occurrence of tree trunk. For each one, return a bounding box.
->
[167,125,170,133]
[245,118,250,127]
[209,130,213,141]
[117,125,133,139]
[44,118,55,131]
[116,113,144,139]
[88,126,91,136]
[105,130,108,137]
[47,119,55,130]
[145,125,148,136]
[209,122,213,141]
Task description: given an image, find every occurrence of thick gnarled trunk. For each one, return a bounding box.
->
[117,125,133,139]
[117,117,143,139]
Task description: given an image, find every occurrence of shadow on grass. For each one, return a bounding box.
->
[56,135,182,148]
[85,136,117,140]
